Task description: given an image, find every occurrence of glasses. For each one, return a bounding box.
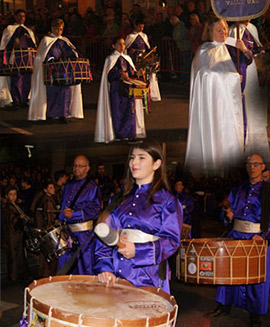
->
[73,164,88,168]
[246,162,263,167]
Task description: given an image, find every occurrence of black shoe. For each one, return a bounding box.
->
[206,303,231,318]
[250,313,262,327]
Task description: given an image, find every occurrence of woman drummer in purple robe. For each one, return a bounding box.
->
[94,139,183,294]
[94,36,146,142]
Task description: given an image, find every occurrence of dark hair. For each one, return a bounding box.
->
[51,18,64,29]
[14,9,26,16]
[54,170,67,182]
[123,139,171,201]
[42,179,54,190]
[133,18,145,26]
[5,185,17,196]
[112,36,124,46]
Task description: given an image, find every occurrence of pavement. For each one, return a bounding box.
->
[0,73,190,172]
[1,216,270,327]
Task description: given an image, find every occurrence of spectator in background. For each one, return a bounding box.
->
[196,0,208,25]
[102,15,119,47]
[54,170,68,209]
[174,178,194,234]
[94,163,114,208]
[3,186,28,281]
[186,13,203,57]
[170,15,191,82]
[18,177,36,217]
[117,13,132,39]
[130,4,145,26]
[163,6,175,37]
[37,180,58,277]
[149,12,165,45]
[175,4,189,28]
[84,7,101,39]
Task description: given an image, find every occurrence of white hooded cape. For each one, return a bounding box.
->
[0,24,36,107]
[28,34,83,121]
[229,23,269,160]
[184,41,245,176]
[125,32,161,101]
[94,50,146,143]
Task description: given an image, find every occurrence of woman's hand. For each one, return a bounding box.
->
[97,271,116,287]
[118,239,135,259]
[120,70,129,81]
[235,39,247,53]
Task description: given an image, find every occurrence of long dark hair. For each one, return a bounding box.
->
[123,139,171,201]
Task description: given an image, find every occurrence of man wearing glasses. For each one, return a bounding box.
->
[58,155,101,275]
[208,154,270,327]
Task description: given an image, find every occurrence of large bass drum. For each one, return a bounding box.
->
[0,48,36,75]
[176,238,267,285]
[23,275,178,327]
[43,58,92,86]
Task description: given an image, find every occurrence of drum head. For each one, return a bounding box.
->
[27,275,177,326]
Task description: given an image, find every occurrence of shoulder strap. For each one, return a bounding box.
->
[69,177,91,210]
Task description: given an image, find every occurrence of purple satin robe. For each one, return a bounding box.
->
[216,180,270,315]
[127,34,150,64]
[58,178,101,275]
[108,56,136,139]
[94,183,183,294]
[45,39,77,118]
[7,26,36,105]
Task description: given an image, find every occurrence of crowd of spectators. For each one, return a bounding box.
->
[0,3,268,58]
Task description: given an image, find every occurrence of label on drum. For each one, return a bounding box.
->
[188,262,197,275]
[199,257,214,277]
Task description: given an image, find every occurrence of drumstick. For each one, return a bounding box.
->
[142,47,157,60]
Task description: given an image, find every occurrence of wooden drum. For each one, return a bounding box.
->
[176,238,267,285]
[23,275,178,327]
[0,48,36,75]
[43,58,92,86]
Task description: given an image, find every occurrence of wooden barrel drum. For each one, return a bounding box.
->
[176,238,267,285]
[24,275,178,327]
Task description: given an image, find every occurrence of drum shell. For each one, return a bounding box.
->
[0,48,36,75]
[176,238,268,285]
[25,275,178,327]
[43,58,92,86]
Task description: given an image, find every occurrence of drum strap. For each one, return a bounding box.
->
[69,176,91,210]
[57,192,124,276]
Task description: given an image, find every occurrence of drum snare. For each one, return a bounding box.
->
[39,223,77,262]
